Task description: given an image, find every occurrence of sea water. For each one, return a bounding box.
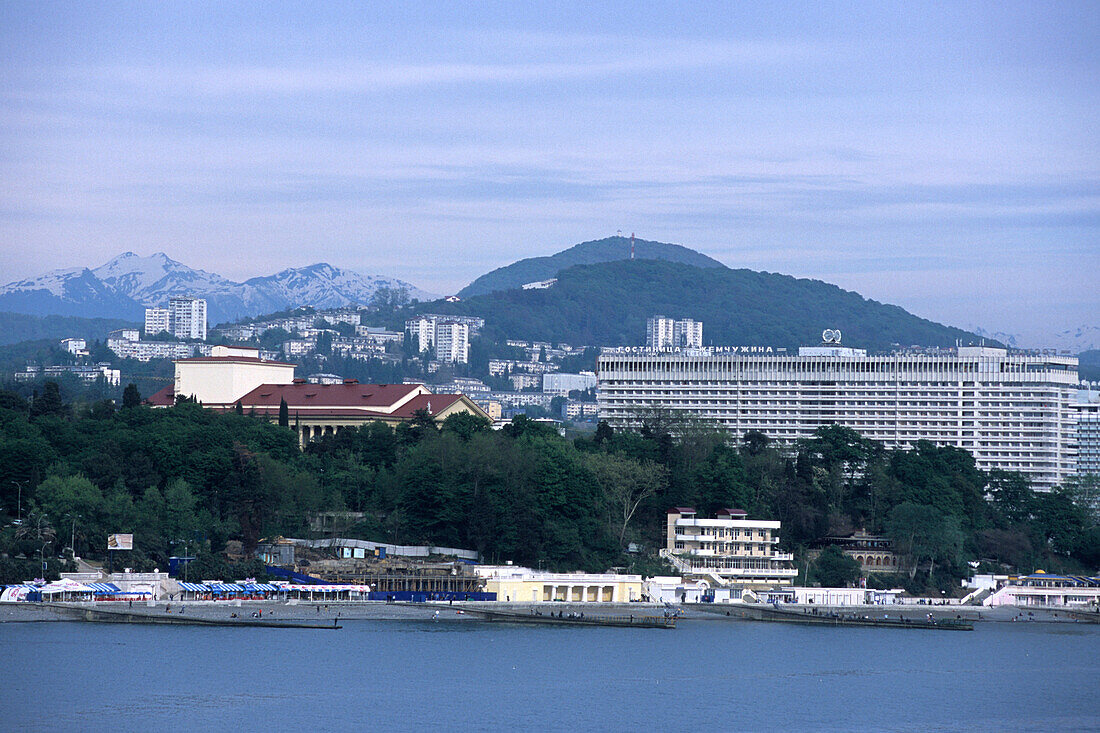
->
[3,618,1099,731]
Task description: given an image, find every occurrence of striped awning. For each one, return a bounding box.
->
[209,583,244,592]
[177,582,208,592]
[87,582,121,593]
[241,583,279,592]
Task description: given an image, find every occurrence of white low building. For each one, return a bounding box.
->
[985,572,1100,608]
[475,565,643,603]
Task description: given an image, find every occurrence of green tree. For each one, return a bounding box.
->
[441,411,491,441]
[278,398,289,428]
[122,383,142,409]
[585,452,667,549]
[885,502,964,580]
[813,545,861,587]
[30,382,65,418]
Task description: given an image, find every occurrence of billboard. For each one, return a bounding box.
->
[107,534,133,551]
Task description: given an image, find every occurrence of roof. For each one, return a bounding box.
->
[146,385,175,406]
[668,507,696,514]
[236,382,424,409]
[176,356,296,366]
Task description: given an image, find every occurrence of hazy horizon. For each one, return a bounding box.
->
[2,3,1097,342]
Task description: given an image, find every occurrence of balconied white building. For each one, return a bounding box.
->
[405,315,470,363]
[662,508,797,587]
[169,296,207,340]
[598,345,1079,490]
[646,315,703,350]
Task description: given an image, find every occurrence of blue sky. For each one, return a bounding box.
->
[1,2,1097,342]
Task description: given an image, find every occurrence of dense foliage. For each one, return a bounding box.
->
[1079,349,1100,383]
[458,236,725,297]
[1,386,1096,592]
[0,311,139,347]
[429,260,987,352]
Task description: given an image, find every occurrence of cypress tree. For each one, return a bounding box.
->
[278,398,289,427]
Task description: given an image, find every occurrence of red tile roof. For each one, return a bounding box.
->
[236,382,424,409]
[389,393,464,417]
[146,385,175,406]
[176,356,296,366]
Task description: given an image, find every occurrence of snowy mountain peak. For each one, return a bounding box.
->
[1,253,437,324]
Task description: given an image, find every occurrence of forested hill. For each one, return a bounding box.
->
[430,260,986,352]
[458,235,726,297]
[0,311,139,346]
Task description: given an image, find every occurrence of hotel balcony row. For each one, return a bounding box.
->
[675,532,779,543]
[681,565,799,578]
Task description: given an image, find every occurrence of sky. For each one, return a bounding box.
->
[1,2,1097,343]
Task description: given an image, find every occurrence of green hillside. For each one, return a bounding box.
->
[431,260,986,352]
[1079,350,1100,382]
[0,311,138,346]
[459,235,726,297]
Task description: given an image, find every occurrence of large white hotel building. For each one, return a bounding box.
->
[597,342,1079,490]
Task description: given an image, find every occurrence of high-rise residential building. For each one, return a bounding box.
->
[598,344,1079,490]
[169,297,207,340]
[432,320,469,363]
[405,315,469,363]
[646,315,703,349]
[1075,390,1100,476]
[144,307,171,336]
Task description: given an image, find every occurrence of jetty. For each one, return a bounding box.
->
[423,604,677,629]
[706,604,973,630]
[42,603,342,629]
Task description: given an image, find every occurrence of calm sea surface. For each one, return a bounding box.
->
[3,618,1099,732]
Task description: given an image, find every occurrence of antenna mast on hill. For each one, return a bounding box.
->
[631,232,635,260]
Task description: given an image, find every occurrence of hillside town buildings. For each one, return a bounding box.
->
[405,315,471,364]
[15,363,120,387]
[143,297,207,340]
[599,343,1080,489]
[647,315,703,349]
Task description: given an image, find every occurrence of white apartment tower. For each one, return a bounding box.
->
[169,297,207,340]
[646,315,703,349]
[144,307,171,336]
[405,315,469,364]
[598,344,1079,490]
[433,320,470,364]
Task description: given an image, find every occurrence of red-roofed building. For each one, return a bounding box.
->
[146,345,489,446]
[234,380,488,446]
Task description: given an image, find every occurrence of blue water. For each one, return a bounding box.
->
[3,618,1099,731]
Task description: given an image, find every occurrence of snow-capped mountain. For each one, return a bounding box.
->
[969,324,1099,354]
[0,253,437,324]
[968,326,1023,349]
[1048,325,1100,354]
[243,263,435,313]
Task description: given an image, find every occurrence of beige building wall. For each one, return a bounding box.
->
[175,358,296,405]
[477,566,642,603]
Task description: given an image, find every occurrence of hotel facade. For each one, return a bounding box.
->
[663,508,798,587]
[598,344,1079,490]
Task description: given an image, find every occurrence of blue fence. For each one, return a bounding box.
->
[369,591,496,602]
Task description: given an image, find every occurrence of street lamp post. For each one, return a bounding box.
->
[66,513,80,560]
[11,481,24,522]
